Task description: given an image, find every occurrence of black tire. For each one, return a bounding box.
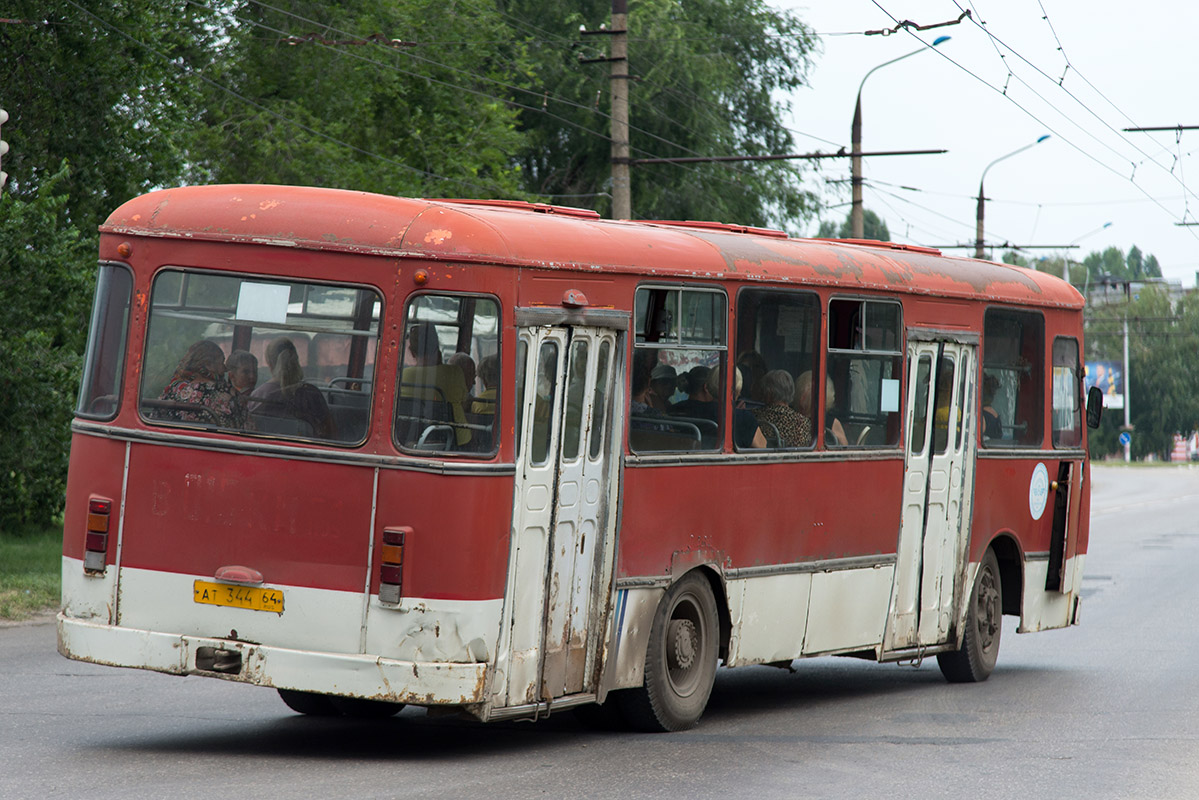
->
[572,700,625,731]
[938,547,1003,683]
[329,696,404,718]
[618,571,719,732]
[278,688,339,716]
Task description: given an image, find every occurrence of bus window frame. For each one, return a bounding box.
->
[826,294,905,449]
[732,285,821,452]
[1051,335,1083,449]
[137,265,384,446]
[630,282,729,454]
[982,306,1046,449]
[394,289,503,460]
[75,262,134,422]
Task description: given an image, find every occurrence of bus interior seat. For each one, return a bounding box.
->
[855,425,872,446]
[756,419,782,448]
[250,413,314,437]
[395,391,451,447]
[629,417,702,452]
[329,404,368,443]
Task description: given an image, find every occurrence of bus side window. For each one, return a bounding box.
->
[395,293,500,456]
[630,286,727,453]
[1052,337,1082,448]
[826,298,903,448]
[734,288,820,450]
[982,308,1045,447]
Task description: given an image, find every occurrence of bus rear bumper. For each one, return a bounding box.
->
[57,613,489,706]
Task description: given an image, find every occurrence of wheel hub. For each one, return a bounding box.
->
[669,618,698,671]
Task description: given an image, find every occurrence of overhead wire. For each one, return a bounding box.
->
[867,0,1199,249]
[956,1,1190,198]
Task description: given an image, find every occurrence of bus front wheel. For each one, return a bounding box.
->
[618,571,719,732]
[937,547,1002,683]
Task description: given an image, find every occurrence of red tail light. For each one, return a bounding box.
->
[84,495,113,573]
[378,527,409,605]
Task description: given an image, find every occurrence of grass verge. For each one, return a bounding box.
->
[0,526,61,621]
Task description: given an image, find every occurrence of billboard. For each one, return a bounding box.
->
[1085,360,1124,409]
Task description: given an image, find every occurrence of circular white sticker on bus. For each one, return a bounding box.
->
[1029,462,1049,520]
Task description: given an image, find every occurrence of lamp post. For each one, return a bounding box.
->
[974,134,1050,259]
[851,35,949,239]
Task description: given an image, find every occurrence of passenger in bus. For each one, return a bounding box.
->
[226,350,259,396]
[249,338,335,438]
[649,364,678,411]
[981,374,1003,440]
[159,340,246,428]
[399,321,470,446]
[449,352,477,397]
[669,366,716,421]
[735,351,768,405]
[796,371,847,446]
[731,367,767,449]
[753,370,811,447]
[471,354,499,415]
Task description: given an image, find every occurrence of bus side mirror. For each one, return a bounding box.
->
[1086,386,1103,429]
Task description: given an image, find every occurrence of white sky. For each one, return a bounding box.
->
[772,0,1199,286]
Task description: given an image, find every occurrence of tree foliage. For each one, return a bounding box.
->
[0,170,93,530]
[502,0,820,226]
[0,2,211,228]
[187,0,531,198]
[1085,284,1199,460]
[1001,244,1162,287]
[817,209,891,241]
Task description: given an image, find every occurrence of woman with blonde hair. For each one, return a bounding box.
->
[250,338,334,437]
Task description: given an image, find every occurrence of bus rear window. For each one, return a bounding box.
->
[77,264,133,420]
[396,293,500,456]
[139,270,381,445]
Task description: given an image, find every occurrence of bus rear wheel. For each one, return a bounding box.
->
[938,547,1002,683]
[618,571,719,732]
[329,696,404,718]
[277,688,339,716]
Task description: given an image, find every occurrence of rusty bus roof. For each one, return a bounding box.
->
[102,184,1083,310]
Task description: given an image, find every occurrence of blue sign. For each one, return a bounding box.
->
[1118,431,1132,446]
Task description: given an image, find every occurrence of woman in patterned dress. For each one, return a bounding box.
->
[159,340,246,428]
[752,369,812,448]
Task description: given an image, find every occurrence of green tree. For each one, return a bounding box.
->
[188,0,531,198]
[503,0,819,227]
[817,209,891,241]
[0,2,211,228]
[0,170,93,531]
[1086,285,1199,460]
[1083,246,1129,281]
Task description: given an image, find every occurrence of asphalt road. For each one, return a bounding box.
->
[2,464,1197,799]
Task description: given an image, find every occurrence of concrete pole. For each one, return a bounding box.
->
[974,180,986,259]
[610,0,631,220]
[1123,314,1131,462]
[851,97,863,239]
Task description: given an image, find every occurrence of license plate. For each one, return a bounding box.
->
[194,580,284,614]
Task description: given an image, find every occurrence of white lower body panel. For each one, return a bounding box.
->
[1018,553,1085,633]
[57,613,489,706]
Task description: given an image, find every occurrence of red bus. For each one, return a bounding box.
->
[59,184,1100,731]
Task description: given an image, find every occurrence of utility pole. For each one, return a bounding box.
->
[580,3,630,218]
[609,0,630,219]
[1123,313,1132,462]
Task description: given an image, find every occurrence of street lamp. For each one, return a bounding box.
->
[974,134,1050,259]
[851,35,950,239]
